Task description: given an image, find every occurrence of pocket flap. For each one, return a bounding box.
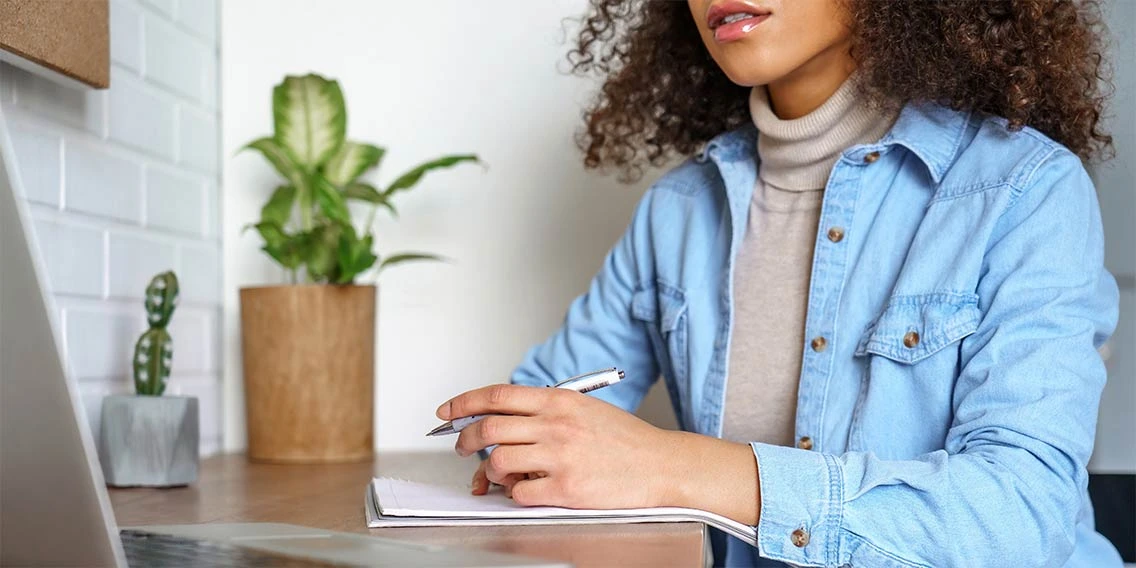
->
[854,293,981,364]
[631,286,687,332]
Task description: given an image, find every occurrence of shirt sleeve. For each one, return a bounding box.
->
[508,186,661,414]
[750,149,1120,567]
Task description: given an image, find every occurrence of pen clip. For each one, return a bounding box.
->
[552,367,619,388]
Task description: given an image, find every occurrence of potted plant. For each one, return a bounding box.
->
[239,73,478,463]
[100,271,199,487]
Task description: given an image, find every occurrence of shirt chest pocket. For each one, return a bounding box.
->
[848,293,982,454]
[631,286,690,424]
[855,293,982,363]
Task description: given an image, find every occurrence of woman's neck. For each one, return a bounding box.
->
[766,39,856,119]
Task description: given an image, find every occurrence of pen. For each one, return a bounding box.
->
[425,367,625,437]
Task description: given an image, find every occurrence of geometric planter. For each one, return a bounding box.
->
[98,394,199,487]
[239,284,375,463]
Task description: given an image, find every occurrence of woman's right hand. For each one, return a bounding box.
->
[470,460,528,497]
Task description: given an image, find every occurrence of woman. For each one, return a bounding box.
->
[436,0,1120,565]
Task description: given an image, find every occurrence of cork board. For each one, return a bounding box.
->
[0,0,109,89]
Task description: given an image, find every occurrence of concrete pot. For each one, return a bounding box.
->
[98,395,199,487]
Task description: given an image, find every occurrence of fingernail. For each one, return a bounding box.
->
[436,401,451,420]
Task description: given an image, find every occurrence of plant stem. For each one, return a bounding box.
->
[365,205,378,235]
[299,178,314,231]
[301,199,313,231]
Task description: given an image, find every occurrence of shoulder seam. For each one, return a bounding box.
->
[1004,144,1066,211]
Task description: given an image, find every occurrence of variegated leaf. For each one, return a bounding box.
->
[272,74,347,170]
[344,182,398,217]
[261,185,296,226]
[323,141,385,186]
[313,176,352,227]
[385,154,480,196]
[243,138,303,187]
[378,252,445,273]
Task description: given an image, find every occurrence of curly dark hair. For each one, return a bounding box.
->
[568,0,1113,181]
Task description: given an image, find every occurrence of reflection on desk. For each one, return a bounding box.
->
[109,452,706,568]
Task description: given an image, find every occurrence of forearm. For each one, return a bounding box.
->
[659,431,761,526]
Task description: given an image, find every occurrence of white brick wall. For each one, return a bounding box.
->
[0,0,222,456]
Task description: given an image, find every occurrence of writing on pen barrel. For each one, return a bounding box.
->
[425,368,625,437]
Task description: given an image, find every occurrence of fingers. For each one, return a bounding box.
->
[483,445,550,485]
[437,384,565,421]
[498,473,526,498]
[455,415,540,457]
[510,475,562,507]
[471,462,528,497]
[471,463,490,495]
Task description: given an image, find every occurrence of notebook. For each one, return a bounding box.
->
[364,477,758,545]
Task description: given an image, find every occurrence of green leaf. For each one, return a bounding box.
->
[300,223,342,282]
[385,155,480,197]
[335,226,377,284]
[378,252,445,273]
[344,182,398,217]
[253,221,288,246]
[261,185,296,226]
[313,176,352,226]
[323,142,385,186]
[272,74,347,171]
[253,221,303,269]
[262,244,302,270]
[343,182,383,202]
[243,138,304,187]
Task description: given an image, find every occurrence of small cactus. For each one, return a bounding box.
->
[133,271,178,395]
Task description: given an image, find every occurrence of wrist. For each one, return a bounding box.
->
[655,431,761,525]
[652,430,691,508]
[655,431,700,508]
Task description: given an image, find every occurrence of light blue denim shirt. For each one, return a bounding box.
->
[510,102,1121,567]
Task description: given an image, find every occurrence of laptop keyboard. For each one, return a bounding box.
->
[120,530,346,567]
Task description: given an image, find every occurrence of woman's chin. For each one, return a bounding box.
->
[718,64,788,89]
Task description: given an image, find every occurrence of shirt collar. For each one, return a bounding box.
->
[878,101,972,183]
[701,101,972,184]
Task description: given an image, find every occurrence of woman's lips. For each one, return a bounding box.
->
[706,2,771,43]
[712,13,770,42]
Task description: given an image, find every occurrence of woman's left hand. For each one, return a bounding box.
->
[437,384,678,509]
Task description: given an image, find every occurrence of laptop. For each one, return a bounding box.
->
[0,104,565,567]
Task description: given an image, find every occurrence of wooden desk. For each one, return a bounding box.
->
[109,452,705,567]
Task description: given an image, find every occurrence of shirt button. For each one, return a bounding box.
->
[903,331,920,348]
[798,436,813,450]
[863,151,880,164]
[791,528,810,548]
[827,226,844,243]
[810,336,827,352]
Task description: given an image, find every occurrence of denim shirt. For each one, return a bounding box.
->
[510,102,1121,567]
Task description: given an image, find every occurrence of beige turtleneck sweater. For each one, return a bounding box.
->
[721,78,899,446]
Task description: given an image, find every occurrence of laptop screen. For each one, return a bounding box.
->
[0,102,125,566]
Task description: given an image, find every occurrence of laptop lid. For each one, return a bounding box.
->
[0,103,126,566]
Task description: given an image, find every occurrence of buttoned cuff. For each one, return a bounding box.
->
[750,442,845,567]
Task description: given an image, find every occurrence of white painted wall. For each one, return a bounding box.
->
[1088,0,1136,475]
[0,0,222,455]
[220,0,672,452]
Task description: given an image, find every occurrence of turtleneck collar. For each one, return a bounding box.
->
[749,76,899,191]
